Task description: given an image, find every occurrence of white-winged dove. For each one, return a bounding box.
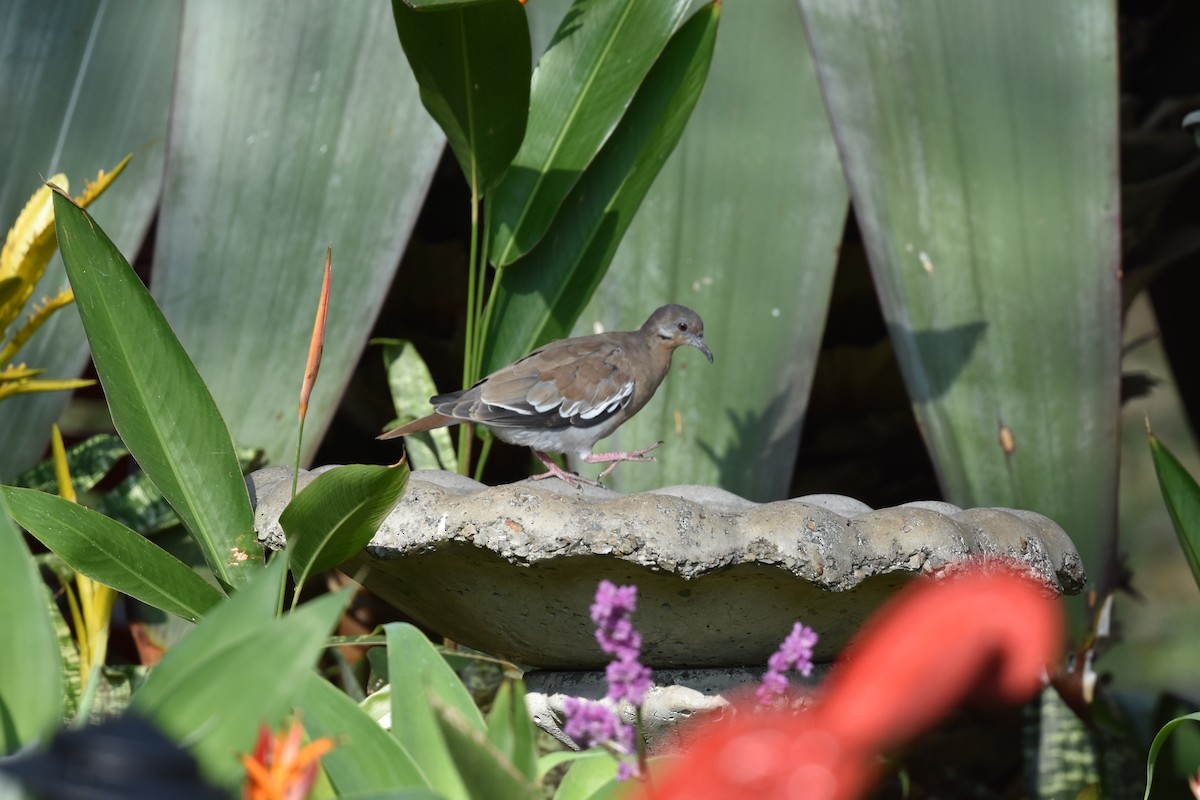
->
[379,304,713,487]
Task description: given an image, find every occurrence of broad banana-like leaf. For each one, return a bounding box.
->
[0,0,179,480]
[392,0,530,195]
[487,0,693,267]
[797,0,1121,572]
[572,0,848,500]
[152,0,443,467]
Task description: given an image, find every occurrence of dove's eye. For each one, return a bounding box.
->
[677,322,689,332]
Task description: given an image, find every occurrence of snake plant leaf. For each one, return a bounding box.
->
[482,1,721,373]
[1,486,224,622]
[281,462,410,595]
[0,0,179,480]
[487,0,693,267]
[797,0,1121,568]
[572,0,848,500]
[392,0,531,196]
[152,0,443,469]
[0,493,62,754]
[52,191,261,590]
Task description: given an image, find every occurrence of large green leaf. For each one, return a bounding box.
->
[0,0,179,481]
[1,486,224,622]
[387,622,486,800]
[133,560,347,788]
[572,0,848,499]
[281,462,409,595]
[1147,429,1200,592]
[487,0,693,266]
[392,0,530,195]
[297,672,429,795]
[152,0,443,470]
[797,0,1121,567]
[52,191,261,589]
[0,493,62,754]
[483,1,721,372]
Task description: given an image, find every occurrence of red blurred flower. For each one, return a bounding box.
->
[241,720,335,800]
[637,561,1064,800]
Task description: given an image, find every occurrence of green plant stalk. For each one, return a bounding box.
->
[458,186,482,475]
[292,415,305,500]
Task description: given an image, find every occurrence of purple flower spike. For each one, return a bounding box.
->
[757,621,819,705]
[561,581,652,781]
[563,697,621,749]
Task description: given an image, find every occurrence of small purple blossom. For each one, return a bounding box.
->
[756,621,819,705]
[561,698,639,777]
[562,697,621,749]
[561,581,652,782]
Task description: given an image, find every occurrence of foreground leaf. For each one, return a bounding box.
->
[133,560,347,787]
[52,190,261,589]
[298,672,429,795]
[387,623,487,800]
[281,462,410,596]
[2,486,224,622]
[486,681,536,783]
[0,493,62,753]
[432,695,534,800]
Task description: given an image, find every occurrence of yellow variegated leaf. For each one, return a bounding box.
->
[0,288,77,367]
[0,157,130,334]
[0,364,45,382]
[0,377,95,402]
[0,176,65,331]
[75,155,131,210]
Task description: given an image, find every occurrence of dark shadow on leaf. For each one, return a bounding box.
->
[697,388,804,503]
[887,321,988,404]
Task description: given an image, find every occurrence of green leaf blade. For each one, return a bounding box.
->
[432,695,535,800]
[488,0,693,266]
[0,493,62,753]
[298,672,430,794]
[2,486,224,622]
[484,1,721,371]
[386,622,486,800]
[1147,430,1200,592]
[281,463,410,591]
[485,680,537,783]
[392,0,531,194]
[51,191,261,589]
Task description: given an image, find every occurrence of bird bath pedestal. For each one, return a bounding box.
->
[250,467,1085,752]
